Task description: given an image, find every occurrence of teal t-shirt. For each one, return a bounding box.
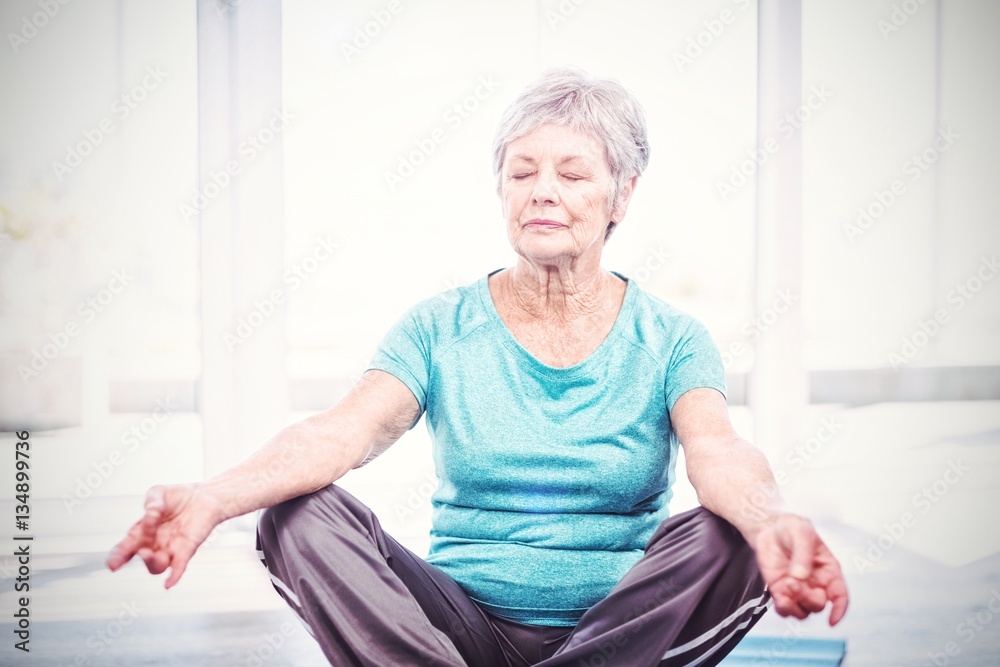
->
[366,269,726,626]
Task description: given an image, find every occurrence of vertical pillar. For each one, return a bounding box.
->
[197,0,288,478]
[751,0,807,460]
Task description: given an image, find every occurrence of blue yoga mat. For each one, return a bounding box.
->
[719,636,847,666]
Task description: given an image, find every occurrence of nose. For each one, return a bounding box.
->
[530,169,560,207]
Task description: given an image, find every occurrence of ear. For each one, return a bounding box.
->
[610,175,639,225]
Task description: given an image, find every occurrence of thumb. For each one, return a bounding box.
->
[787,520,817,581]
[141,485,167,535]
[145,485,166,511]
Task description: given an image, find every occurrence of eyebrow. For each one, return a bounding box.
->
[507,154,593,166]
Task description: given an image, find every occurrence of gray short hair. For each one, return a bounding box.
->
[492,67,650,240]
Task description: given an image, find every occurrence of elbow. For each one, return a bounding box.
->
[284,419,365,487]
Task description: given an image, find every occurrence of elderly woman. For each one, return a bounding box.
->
[108,69,848,666]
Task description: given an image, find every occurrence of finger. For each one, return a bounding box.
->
[106,542,133,571]
[768,578,808,620]
[827,574,850,626]
[770,574,801,598]
[145,484,166,510]
[797,584,829,613]
[141,507,162,538]
[113,512,164,572]
[138,547,171,575]
[164,538,198,590]
[808,548,850,625]
[107,533,138,571]
[771,591,808,620]
[753,534,793,587]
[773,576,827,617]
[788,522,818,580]
[783,576,801,597]
[141,486,166,536]
[107,520,149,571]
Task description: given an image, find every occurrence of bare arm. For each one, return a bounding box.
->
[672,387,849,626]
[106,369,419,587]
[671,388,784,542]
[201,369,420,520]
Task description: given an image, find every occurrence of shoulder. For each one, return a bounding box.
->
[396,276,494,348]
[625,280,711,338]
[621,280,716,362]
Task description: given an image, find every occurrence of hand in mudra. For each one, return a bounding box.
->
[106,484,226,589]
[751,513,849,625]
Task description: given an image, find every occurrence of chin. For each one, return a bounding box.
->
[515,238,577,263]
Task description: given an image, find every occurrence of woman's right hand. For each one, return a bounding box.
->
[105,483,227,589]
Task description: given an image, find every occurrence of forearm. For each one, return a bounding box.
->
[197,414,366,522]
[685,436,787,545]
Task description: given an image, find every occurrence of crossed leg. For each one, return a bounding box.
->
[255,484,769,667]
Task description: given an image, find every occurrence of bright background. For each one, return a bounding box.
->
[0,1,997,665]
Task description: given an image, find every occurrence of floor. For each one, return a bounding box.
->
[1,401,998,666]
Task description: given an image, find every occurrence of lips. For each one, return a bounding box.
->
[524,219,565,229]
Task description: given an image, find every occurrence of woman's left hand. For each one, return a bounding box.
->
[750,513,850,626]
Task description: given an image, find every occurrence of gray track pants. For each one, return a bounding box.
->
[255,484,770,667]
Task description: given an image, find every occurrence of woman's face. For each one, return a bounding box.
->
[500,123,631,268]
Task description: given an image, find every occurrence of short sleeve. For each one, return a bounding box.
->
[365,305,432,428]
[664,318,727,412]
